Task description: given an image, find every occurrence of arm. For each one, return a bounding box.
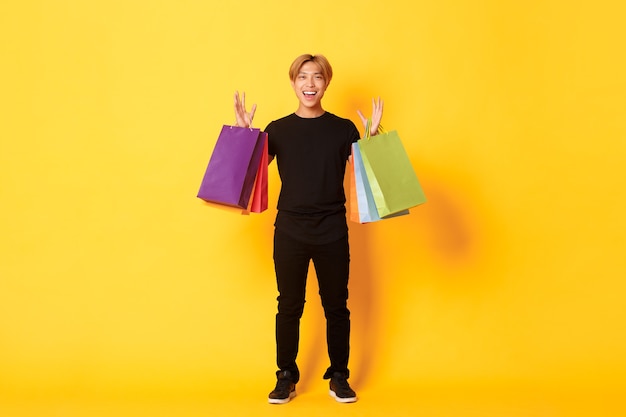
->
[234,91,257,128]
[357,97,384,136]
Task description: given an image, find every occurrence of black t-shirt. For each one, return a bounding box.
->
[265,112,360,244]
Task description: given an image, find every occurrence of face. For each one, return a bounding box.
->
[291,61,328,111]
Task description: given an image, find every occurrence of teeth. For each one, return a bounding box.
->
[303,92,316,95]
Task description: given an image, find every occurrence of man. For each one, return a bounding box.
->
[234,54,383,404]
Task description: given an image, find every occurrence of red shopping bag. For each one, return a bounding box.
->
[248,132,268,213]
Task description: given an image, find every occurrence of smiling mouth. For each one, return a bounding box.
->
[303,91,317,96]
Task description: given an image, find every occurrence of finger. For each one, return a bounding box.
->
[374,98,384,121]
[234,93,242,119]
[234,91,243,112]
[356,109,366,124]
[250,103,257,121]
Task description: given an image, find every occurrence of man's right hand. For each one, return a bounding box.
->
[234,91,257,128]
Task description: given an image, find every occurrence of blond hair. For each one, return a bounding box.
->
[288,54,333,86]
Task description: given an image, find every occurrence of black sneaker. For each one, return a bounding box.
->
[268,371,296,404]
[329,372,357,403]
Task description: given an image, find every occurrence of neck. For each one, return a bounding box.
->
[295,104,325,118]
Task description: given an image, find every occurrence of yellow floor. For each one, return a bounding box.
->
[2,382,623,417]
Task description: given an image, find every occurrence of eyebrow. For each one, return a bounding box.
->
[298,71,323,75]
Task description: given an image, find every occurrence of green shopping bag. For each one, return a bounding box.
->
[357,121,426,217]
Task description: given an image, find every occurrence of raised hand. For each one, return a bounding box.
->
[234,91,257,128]
[357,97,384,136]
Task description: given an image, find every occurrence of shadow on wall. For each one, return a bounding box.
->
[341,176,485,390]
[345,220,377,389]
[416,169,493,274]
[420,179,483,266]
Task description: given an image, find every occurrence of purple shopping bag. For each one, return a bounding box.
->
[197,125,266,209]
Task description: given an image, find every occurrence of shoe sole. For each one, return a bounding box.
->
[268,391,296,404]
[329,389,357,403]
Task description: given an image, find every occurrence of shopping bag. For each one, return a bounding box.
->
[197,125,266,209]
[357,125,426,217]
[351,142,409,223]
[352,142,380,222]
[249,132,269,213]
[348,155,360,223]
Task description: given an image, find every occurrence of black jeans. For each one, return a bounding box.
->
[273,229,351,383]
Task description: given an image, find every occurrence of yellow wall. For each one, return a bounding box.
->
[1,0,625,402]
